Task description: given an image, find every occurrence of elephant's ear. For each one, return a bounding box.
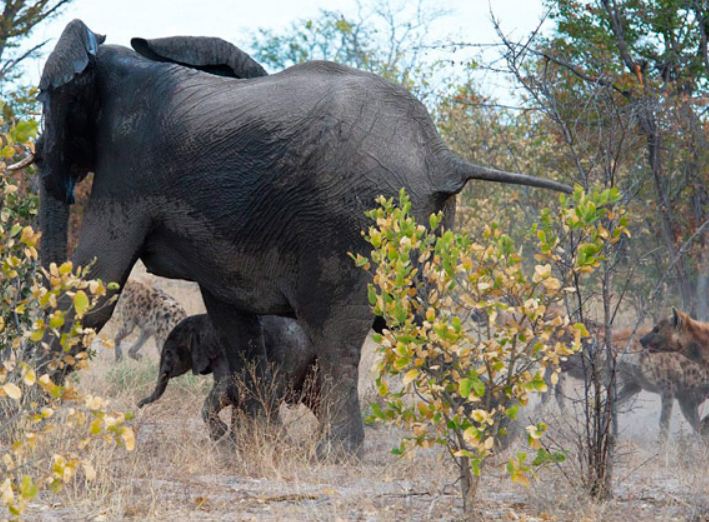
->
[130,36,267,78]
[39,19,105,96]
[37,19,105,204]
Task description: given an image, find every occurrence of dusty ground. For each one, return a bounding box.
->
[26,264,709,521]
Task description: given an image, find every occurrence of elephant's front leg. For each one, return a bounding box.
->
[202,379,232,440]
[200,289,274,420]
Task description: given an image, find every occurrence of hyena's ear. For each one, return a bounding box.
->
[671,307,686,330]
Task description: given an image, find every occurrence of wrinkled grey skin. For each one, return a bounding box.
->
[37,19,570,458]
[138,314,318,440]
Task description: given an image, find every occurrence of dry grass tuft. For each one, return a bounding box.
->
[23,264,709,520]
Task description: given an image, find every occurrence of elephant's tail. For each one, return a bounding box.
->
[436,149,572,195]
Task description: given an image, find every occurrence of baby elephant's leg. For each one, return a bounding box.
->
[202,379,232,440]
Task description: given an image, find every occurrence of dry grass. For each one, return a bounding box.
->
[24,263,709,520]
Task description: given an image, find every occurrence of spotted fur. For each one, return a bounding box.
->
[615,329,709,436]
[112,280,187,361]
[547,328,709,438]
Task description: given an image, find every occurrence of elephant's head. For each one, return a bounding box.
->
[138,315,215,408]
[37,20,268,267]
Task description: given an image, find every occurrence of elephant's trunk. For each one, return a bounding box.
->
[436,150,572,195]
[39,181,70,267]
[138,371,170,408]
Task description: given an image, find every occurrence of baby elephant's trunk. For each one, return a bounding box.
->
[138,371,170,408]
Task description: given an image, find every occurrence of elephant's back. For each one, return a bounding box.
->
[165,59,445,193]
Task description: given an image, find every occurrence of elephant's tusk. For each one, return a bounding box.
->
[6,154,35,171]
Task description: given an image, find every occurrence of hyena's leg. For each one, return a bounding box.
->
[127,329,151,360]
[554,372,567,412]
[113,320,136,361]
[677,395,701,433]
[658,392,673,442]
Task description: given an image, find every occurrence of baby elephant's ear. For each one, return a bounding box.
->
[190,329,213,375]
[39,19,105,94]
[130,36,267,78]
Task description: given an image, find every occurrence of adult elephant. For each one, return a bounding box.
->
[37,19,570,458]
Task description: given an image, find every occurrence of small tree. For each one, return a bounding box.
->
[355,187,626,513]
[0,113,134,519]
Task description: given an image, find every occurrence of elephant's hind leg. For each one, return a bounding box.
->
[300,302,371,461]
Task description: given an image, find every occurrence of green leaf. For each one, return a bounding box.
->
[10,119,39,143]
[470,375,486,397]
[20,475,38,499]
[459,378,472,398]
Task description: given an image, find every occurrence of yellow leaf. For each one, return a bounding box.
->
[29,328,44,342]
[0,478,14,505]
[22,368,36,386]
[58,261,73,275]
[542,277,561,291]
[82,461,96,481]
[73,290,90,316]
[121,427,136,451]
[89,418,102,435]
[84,395,105,410]
[3,382,21,400]
[402,369,418,386]
[511,472,530,487]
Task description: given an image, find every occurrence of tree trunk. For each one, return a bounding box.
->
[640,104,695,314]
[697,246,709,321]
[459,457,480,516]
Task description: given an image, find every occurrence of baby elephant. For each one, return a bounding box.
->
[138,314,318,440]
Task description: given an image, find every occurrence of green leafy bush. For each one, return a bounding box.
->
[356,187,627,511]
[0,116,134,518]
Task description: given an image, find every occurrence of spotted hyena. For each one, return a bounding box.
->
[615,328,709,439]
[547,328,709,439]
[111,280,187,361]
[640,308,709,369]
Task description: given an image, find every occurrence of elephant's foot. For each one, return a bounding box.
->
[128,351,143,361]
[114,346,123,362]
[314,401,364,463]
[315,432,363,463]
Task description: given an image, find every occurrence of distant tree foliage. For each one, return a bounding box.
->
[0,0,73,84]
[249,0,448,100]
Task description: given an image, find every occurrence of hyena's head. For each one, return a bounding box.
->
[640,308,708,365]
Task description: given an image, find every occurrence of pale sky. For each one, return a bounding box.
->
[19,0,550,101]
